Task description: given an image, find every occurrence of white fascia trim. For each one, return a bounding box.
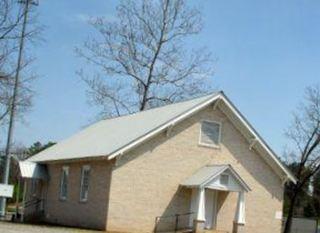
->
[200,166,251,192]
[108,94,221,160]
[219,95,297,184]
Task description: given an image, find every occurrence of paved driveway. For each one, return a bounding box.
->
[0,222,103,233]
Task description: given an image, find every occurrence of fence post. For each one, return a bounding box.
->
[175,214,179,232]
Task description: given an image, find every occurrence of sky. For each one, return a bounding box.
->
[9,0,320,157]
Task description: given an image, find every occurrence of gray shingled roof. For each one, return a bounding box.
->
[29,93,219,162]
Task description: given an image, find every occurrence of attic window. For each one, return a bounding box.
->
[199,121,221,148]
[220,174,229,185]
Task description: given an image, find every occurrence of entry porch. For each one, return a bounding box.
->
[181,164,250,233]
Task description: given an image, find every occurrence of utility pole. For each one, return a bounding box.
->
[0,0,38,217]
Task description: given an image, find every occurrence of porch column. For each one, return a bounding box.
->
[233,191,245,233]
[194,187,205,233]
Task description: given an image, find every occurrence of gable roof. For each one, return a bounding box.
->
[28,92,220,162]
[180,164,251,192]
[28,91,296,183]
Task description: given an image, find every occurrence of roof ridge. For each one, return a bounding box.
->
[101,91,220,122]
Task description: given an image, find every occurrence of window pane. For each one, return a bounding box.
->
[80,166,90,201]
[201,121,220,146]
[60,167,68,199]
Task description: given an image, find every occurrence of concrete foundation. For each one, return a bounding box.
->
[194,220,205,233]
[232,222,245,233]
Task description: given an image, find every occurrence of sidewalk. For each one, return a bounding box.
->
[0,221,103,233]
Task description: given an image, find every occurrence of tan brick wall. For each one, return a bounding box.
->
[107,106,284,233]
[43,160,113,230]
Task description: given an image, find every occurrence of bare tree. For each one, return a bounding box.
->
[0,72,33,125]
[0,0,22,68]
[76,0,214,118]
[0,0,39,127]
[283,85,320,233]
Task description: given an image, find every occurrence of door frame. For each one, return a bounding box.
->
[205,189,218,229]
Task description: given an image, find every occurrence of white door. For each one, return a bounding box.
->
[205,189,218,229]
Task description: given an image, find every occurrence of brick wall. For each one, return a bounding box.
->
[106,106,284,233]
[43,160,113,230]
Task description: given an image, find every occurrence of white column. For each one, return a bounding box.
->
[235,191,245,224]
[196,188,205,221]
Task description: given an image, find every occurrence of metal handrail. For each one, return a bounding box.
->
[156,212,194,219]
[24,197,43,208]
[154,212,195,233]
[13,198,43,222]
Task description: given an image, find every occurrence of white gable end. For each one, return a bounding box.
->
[206,170,246,192]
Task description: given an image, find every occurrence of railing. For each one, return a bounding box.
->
[154,212,195,233]
[14,197,44,222]
[24,197,43,209]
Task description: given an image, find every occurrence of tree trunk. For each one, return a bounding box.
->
[283,192,298,233]
[140,89,148,111]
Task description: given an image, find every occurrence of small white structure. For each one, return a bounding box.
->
[181,164,250,231]
[19,161,48,180]
[0,184,14,198]
[17,161,48,221]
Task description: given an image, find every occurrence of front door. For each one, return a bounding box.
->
[205,189,218,229]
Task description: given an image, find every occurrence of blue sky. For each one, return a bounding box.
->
[11,0,320,156]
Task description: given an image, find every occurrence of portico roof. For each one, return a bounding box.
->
[19,161,48,180]
[180,164,251,192]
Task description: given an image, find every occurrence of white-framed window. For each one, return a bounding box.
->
[199,120,221,148]
[59,166,69,200]
[220,174,229,185]
[80,165,91,202]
